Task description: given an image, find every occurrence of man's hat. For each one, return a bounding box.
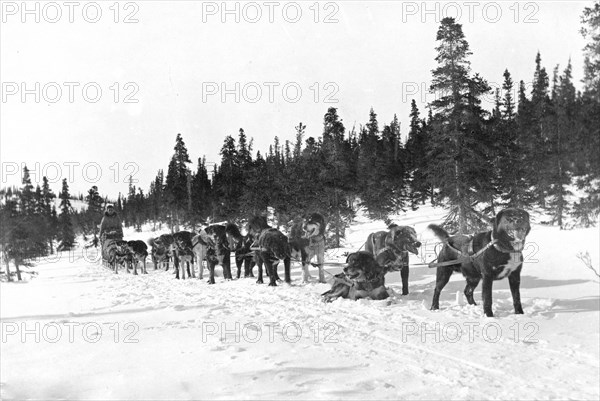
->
[105,203,115,210]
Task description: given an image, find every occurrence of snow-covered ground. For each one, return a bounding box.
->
[1,205,599,400]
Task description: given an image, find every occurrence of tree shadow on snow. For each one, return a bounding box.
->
[519,275,591,290]
[547,297,600,314]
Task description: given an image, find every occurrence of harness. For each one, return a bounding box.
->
[376,247,408,271]
[428,231,515,268]
[353,271,386,292]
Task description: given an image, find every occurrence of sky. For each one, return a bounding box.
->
[0,1,590,199]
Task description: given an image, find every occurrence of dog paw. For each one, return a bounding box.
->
[268,282,277,287]
[430,305,439,311]
[256,279,263,284]
[484,310,494,318]
[514,306,524,314]
[401,291,409,296]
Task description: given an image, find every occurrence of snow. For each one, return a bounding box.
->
[1,205,599,400]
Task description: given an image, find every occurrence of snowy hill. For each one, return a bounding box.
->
[1,205,598,400]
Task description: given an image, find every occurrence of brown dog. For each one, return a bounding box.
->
[429,208,531,317]
[322,251,389,302]
[364,225,421,295]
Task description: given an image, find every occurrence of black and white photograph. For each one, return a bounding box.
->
[1,1,599,399]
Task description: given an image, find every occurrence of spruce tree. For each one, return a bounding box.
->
[165,133,192,227]
[426,17,493,232]
[319,107,353,246]
[58,179,75,250]
[406,100,430,207]
[547,61,576,227]
[19,166,35,215]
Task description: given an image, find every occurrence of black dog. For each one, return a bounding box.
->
[429,208,531,317]
[364,224,421,295]
[322,251,389,302]
[247,216,291,286]
[234,234,256,279]
[126,240,148,275]
[200,223,241,284]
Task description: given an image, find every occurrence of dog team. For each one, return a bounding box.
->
[102,208,531,317]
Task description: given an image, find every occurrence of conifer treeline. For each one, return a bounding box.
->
[1,7,598,278]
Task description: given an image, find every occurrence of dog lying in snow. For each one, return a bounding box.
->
[322,251,391,302]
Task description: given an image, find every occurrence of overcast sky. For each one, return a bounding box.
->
[0,1,589,199]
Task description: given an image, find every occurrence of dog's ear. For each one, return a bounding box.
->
[494,210,505,233]
[346,252,354,264]
[389,227,396,241]
[521,210,532,235]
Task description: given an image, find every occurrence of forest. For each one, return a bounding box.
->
[1,5,599,270]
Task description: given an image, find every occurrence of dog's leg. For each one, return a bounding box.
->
[400,264,410,295]
[267,259,277,287]
[133,259,138,275]
[464,276,480,305]
[174,256,181,279]
[508,269,524,314]
[284,257,291,284]
[236,256,242,279]
[256,256,264,284]
[246,259,255,277]
[244,259,250,277]
[186,260,191,279]
[208,261,216,284]
[317,242,325,283]
[143,258,147,274]
[272,261,282,282]
[223,253,233,280]
[430,266,453,310]
[481,274,494,317]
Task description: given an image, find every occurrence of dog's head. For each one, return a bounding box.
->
[114,240,130,255]
[388,225,422,255]
[494,208,530,252]
[172,232,192,250]
[225,223,243,250]
[247,216,269,238]
[343,251,383,282]
[302,213,326,238]
[202,225,227,249]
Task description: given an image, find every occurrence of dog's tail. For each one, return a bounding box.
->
[428,224,450,241]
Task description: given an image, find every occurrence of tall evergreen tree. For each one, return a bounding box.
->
[406,99,431,206]
[546,61,576,227]
[320,107,354,246]
[58,179,75,250]
[19,166,35,215]
[495,70,531,208]
[426,17,493,232]
[165,133,192,227]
